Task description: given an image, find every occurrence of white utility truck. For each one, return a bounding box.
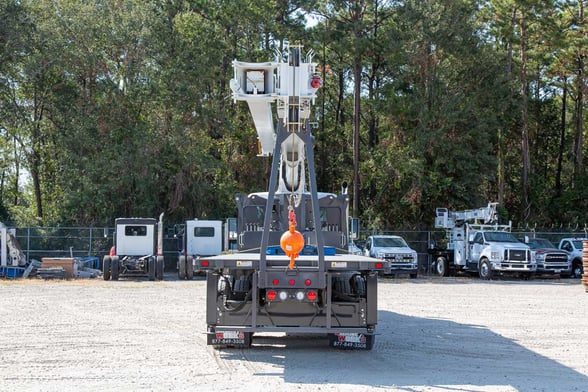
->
[103,215,165,281]
[195,41,389,349]
[430,202,535,279]
[178,219,223,280]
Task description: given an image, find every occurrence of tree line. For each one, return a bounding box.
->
[0,0,587,231]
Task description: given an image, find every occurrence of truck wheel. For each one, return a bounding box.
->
[365,334,375,350]
[156,256,164,280]
[102,256,111,281]
[148,257,156,281]
[479,258,493,280]
[186,256,194,280]
[572,259,583,278]
[111,256,119,281]
[178,256,186,280]
[435,256,448,277]
[332,274,353,298]
[350,274,366,297]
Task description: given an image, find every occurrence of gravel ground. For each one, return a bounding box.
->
[1,275,587,392]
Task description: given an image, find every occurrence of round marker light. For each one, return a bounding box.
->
[375,262,383,269]
[201,260,209,267]
[307,291,317,301]
[305,279,311,286]
[272,279,280,285]
[267,290,277,301]
[310,75,322,89]
[289,279,295,286]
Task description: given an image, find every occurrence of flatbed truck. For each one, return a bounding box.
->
[196,41,388,349]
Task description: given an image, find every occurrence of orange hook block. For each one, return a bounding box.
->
[280,207,304,269]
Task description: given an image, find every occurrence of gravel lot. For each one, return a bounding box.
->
[1,275,587,392]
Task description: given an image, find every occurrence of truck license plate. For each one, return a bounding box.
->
[210,330,246,345]
[330,333,369,349]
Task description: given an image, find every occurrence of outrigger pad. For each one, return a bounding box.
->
[328,332,374,350]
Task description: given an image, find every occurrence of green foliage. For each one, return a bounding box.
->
[0,0,587,230]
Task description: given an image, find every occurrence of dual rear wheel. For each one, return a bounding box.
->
[178,256,194,280]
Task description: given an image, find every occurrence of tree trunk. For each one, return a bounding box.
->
[555,77,567,197]
[353,59,361,216]
[520,10,531,222]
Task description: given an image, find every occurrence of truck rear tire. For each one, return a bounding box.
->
[479,258,493,280]
[148,257,156,281]
[178,256,186,279]
[435,256,448,277]
[111,256,119,281]
[156,256,164,280]
[186,256,194,280]
[102,256,111,281]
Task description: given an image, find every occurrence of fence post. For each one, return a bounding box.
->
[26,227,31,262]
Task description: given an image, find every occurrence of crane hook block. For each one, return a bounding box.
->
[281,207,304,269]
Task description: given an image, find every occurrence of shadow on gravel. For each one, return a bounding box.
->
[217,310,588,390]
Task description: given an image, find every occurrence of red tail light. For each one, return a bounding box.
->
[304,279,311,286]
[201,260,209,267]
[267,290,277,301]
[288,279,295,286]
[307,291,317,301]
[272,279,279,285]
[375,262,383,269]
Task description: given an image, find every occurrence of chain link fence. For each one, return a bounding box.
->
[8,226,588,275]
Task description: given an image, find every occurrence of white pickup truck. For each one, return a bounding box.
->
[557,238,586,278]
[363,235,418,278]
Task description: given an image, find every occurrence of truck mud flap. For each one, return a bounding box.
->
[208,330,252,347]
[328,332,374,350]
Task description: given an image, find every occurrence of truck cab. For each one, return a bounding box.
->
[177,219,223,280]
[466,228,535,280]
[364,235,418,278]
[558,238,586,278]
[103,217,164,281]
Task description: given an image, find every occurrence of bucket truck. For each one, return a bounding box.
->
[429,203,535,279]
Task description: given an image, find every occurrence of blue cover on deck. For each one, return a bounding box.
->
[266,245,336,256]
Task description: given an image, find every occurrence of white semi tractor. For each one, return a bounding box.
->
[177,219,223,280]
[103,216,165,281]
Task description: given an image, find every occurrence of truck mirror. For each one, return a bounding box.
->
[349,217,359,240]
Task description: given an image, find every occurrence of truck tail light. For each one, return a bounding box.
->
[375,262,383,269]
[307,291,317,301]
[304,279,311,286]
[267,290,277,301]
[201,260,209,267]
